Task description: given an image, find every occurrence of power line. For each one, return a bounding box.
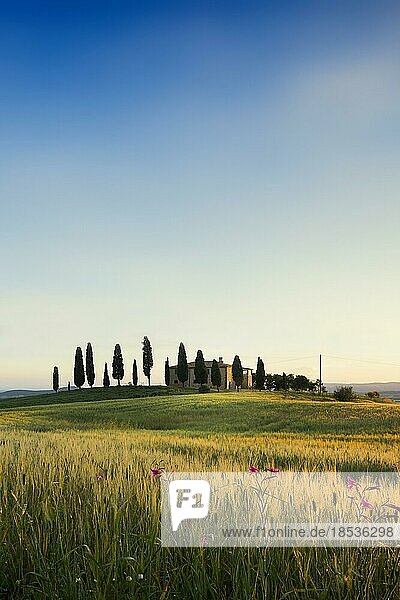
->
[325,354,400,368]
[268,355,315,365]
[268,352,400,369]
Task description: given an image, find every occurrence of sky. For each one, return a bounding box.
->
[1,0,400,389]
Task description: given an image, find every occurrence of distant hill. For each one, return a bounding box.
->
[326,382,400,401]
[326,382,400,392]
[0,389,54,400]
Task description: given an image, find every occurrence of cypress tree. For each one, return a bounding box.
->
[103,362,110,388]
[74,347,85,389]
[255,357,266,390]
[86,342,95,388]
[211,359,222,391]
[194,350,208,386]
[177,342,188,388]
[142,336,153,385]
[232,355,243,391]
[112,344,124,386]
[132,359,138,386]
[52,366,59,392]
[165,357,170,386]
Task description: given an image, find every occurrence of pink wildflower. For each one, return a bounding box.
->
[360,498,373,510]
[266,467,280,473]
[96,473,104,481]
[249,464,260,473]
[346,476,359,490]
[151,467,164,479]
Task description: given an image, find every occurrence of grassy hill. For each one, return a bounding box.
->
[0,388,398,598]
[1,388,398,438]
[0,384,189,409]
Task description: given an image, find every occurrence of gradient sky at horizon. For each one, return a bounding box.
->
[1,1,400,389]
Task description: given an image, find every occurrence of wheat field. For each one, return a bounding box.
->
[0,389,398,599]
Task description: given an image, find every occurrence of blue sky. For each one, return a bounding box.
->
[1,1,400,388]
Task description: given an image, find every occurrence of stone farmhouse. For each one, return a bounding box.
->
[169,357,253,390]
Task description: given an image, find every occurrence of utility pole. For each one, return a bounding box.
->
[319,354,322,395]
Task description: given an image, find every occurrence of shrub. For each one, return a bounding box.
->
[333,386,354,402]
[367,391,380,399]
[198,385,210,393]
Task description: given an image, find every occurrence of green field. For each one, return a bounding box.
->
[0,388,399,599]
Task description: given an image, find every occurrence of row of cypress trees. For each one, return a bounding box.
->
[52,337,153,391]
[163,342,266,391]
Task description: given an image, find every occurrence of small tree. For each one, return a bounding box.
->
[211,359,222,391]
[286,373,295,389]
[232,355,243,391]
[74,347,85,389]
[255,357,266,390]
[103,363,110,388]
[52,366,59,392]
[165,357,170,386]
[292,375,311,392]
[308,380,318,393]
[194,350,208,387]
[333,386,354,402]
[112,344,124,386]
[177,342,188,388]
[86,342,95,388]
[273,374,283,390]
[132,359,138,386]
[142,336,153,385]
[265,373,274,390]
